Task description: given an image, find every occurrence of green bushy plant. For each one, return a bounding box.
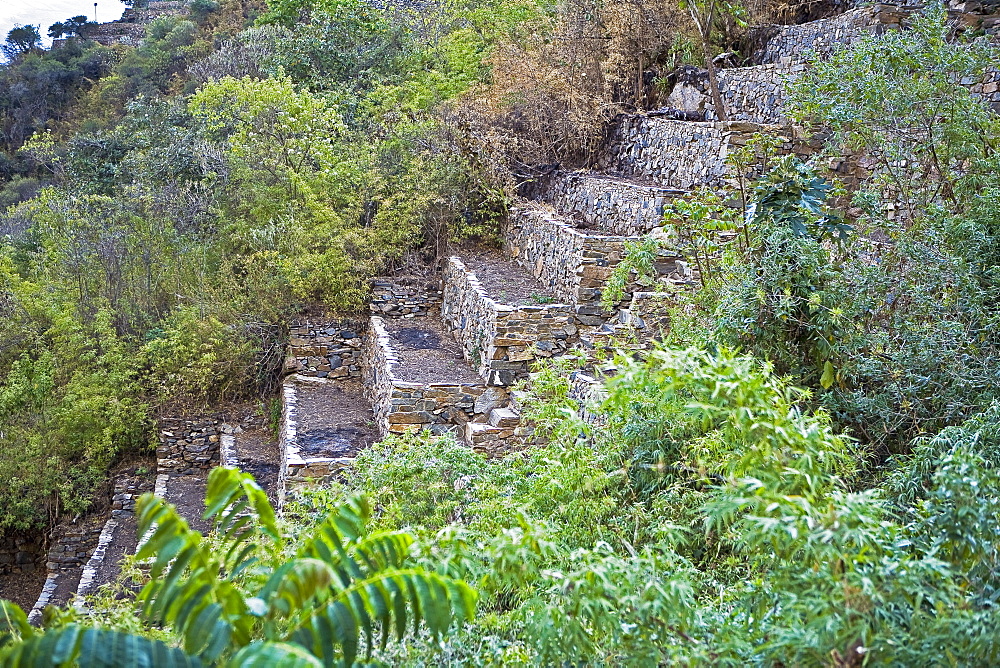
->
[0,467,476,665]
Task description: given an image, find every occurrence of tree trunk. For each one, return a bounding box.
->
[703,41,728,122]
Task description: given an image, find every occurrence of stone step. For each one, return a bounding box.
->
[488,407,520,428]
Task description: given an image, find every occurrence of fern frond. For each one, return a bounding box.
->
[0,625,202,667]
[205,467,282,574]
[227,641,322,667]
[258,559,335,620]
[289,569,476,666]
[0,600,32,648]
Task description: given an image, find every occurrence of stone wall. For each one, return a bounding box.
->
[664,5,999,125]
[710,64,802,124]
[42,524,99,577]
[441,257,579,385]
[505,203,692,317]
[568,372,608,428]
[596,117,734,189]
[673,62,999,127]
[286,319,365,379]
[522,171,685,236]
[596,116,845,190]
[370,277,442,318]
[0,534,43,576]
[753,5,901,66]
[666,63,799,125]
[157,417,222,475]
[969,68,1000,112]
[756,4,1000,66]
[362,316,508,438]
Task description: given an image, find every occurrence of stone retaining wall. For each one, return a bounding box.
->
[754,5,901,66]
[74,472,150,602]
[568,372,608,428]
[362,316,508,438]
[596,117,735,189]
[504,203,689,315]
[596,116,857,190]
[0,534,43,576]
[755,4,999,67]
[43,525,98,576]
[711,64,801,124]
[522,171,685,236]
[286,319,365,379]
[370,277,442,318]
[157,417,222,474]
[441,257,579,385]
[666,63,800,125]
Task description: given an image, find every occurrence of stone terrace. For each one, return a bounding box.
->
[504,202,690,315]
[362,316,507,438]
[26,2,995,607]
[522,171,686,236]
[442,256,579,386]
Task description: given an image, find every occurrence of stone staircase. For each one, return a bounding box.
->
[278,4,968,465]
[24,1,1000,617]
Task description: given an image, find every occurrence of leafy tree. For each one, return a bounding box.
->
[2,26,41,62]
[0,467,476,665]
[48,16,97,40]
[0,37,115,152]
[789,4,1000,223]
[679,0,746,121]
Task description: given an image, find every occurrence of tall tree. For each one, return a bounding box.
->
[2,25,41,61]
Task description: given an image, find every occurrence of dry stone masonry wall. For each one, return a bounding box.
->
[277,380,355,495]
[666,64,800,125]
[710,64,801,124]
[441,257,579,385]
[157,418,222,475]
[596,116,845,190]
[370,277,442,318]
[286,319,365,379]
[505,204,626,315]
[597,117,734,189]
[522,171,686,236]
[0,535,43,577]
[754,4,906,66]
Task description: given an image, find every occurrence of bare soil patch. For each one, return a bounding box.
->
[384,317,482,385]
[458,249,558,306]
[0,571,45,611]
[217,401,282,500]
[166,475,211,534]
[90,515,139,594]
[90,464,156,593]
[294,380,379,458]
[234,429,280,501]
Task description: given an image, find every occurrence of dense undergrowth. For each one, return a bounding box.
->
[2,0,1000,665]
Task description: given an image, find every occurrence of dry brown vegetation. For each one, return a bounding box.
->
[450,0,850,193]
